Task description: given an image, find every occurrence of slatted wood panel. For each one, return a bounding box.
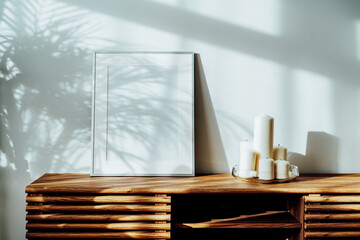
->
[26,194,171,239]
[304,194,360,239]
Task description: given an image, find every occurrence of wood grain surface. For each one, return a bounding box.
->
[305,213,360,220]
[26,204,171,213]
[26,231,170,239]
[305,231,360,238]
[26,213,171,222]
[26,222,171,230]
[304,194,360,239]
[25,173,360,194]
[26,195,171,203]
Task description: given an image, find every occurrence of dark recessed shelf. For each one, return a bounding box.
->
[174,211,301,229]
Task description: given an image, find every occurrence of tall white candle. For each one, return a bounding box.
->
[239,140,253,152]
[254,115,274,159]
[238,149,256,178]
[273,144,287,160]
[258,157,274,180]
[275,160,290,179]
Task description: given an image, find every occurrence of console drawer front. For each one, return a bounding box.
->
[304,195,360,239]
[26,193,171,239]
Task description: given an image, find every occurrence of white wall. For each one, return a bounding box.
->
[1,0,360,239]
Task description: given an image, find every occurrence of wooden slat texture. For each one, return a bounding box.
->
[26,231,170,239]
[154,194,167,240]
[304,194,360,239]
[305,231,360,238]
[27,222,170,230]
[305,204,360,212]
[306,222,360,229]
[305,213,360,220]
[305,195,360,203]
[26,195,171,203]
[26,192,171,240]
[26,204,170,212]
[26,213,171,222]
[25,173,360,194]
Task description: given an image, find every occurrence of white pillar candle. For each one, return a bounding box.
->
[275,160,290,179]
[254,115,274,159]
[238,149,256,178]
[258,157,274,180]
[273,144,287,160]
[239,140,258,177]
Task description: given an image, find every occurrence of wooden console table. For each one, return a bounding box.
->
[25,173,360,240]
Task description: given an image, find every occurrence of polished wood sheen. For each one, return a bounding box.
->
[26,195,171,203]
[26,214,171,222]
[305,232,360,238]
[25,173,360,194]
[305,195,360,203]
[305,204,360,212]
[26,222,171,230]
[305,213,360,220]
[305,222,360,229]
[304,194,360,239]
[26,204,171,212]
[26,231,170,239]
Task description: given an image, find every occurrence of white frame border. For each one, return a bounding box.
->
[91,51,194,176]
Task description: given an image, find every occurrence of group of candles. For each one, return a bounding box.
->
[238,114,290,180]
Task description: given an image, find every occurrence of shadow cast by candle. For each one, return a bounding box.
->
[288,131,339,173]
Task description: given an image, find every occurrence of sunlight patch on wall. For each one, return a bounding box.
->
[356,21,360,60]
[150,0,180,7]
[0,151,8,168]
[93,13,188,51]
[358,89,360,136]
[292,69,333,152]
[159,0,282,36]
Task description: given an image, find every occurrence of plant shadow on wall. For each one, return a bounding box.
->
[98,55,193,174]
[0,1,107,239]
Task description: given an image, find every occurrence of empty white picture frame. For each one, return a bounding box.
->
[91,52,194,176]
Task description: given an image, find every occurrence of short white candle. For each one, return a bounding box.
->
[258,157,274,180]
[273,144,287,160]
[238,149,256,178]
[239,140,258,177]
[275,160,290,179]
